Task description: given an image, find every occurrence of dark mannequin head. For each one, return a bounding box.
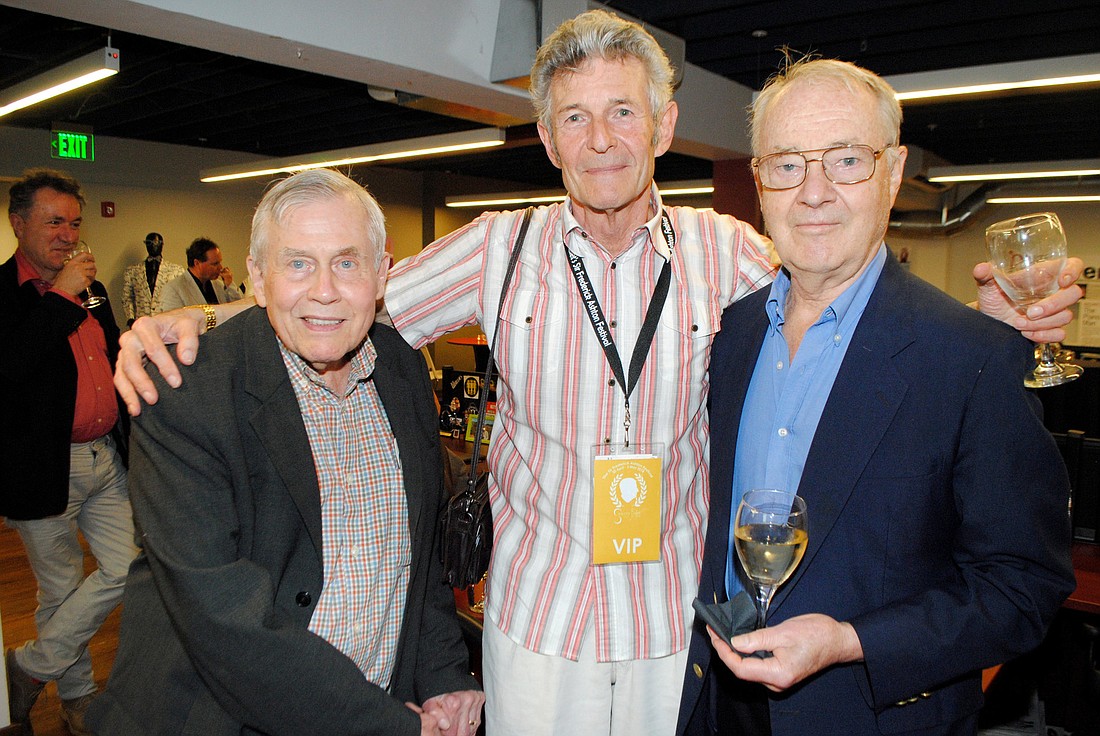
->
[144,232,164,258]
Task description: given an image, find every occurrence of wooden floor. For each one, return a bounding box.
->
[1,521,121,736]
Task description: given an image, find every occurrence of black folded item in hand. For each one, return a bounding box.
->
[692,591,772,659]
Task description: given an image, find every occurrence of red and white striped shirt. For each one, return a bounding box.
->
[387,190,773,662]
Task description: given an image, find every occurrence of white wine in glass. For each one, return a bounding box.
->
[65,241,106,309]
[734,489,808,629]
[985,212,1081,388]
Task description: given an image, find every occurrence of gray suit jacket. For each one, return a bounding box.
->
[157,270,241,313]
[88,307,476,735]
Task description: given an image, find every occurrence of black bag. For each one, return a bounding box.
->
[441,473,493,588]
[439,207,532,588]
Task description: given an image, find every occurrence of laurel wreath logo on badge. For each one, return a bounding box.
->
[610,472,648,523]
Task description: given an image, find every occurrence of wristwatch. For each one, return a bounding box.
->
[200,304,217,332]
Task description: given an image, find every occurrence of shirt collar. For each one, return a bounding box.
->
[279,336,377,398]
[559,184,670,261]
[765,243,888,330]
[14,248,49,287]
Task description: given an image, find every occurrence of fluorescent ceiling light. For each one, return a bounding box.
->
[888,53,1100,102]
[927,160,1100,183]
[200,128,506,183]
[895,73,1100,101]
[446,180,714,208]
[988,195,1100,204]
[0,47,120,119]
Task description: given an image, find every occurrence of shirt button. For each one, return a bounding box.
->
[834,333,842,343]
[525,316,533,324]
[776,361,784,370]
[611,262,617,270]
[608,378,616,386]
[691,324,699,332]
[610,320,616,328]
[777,427,788,437]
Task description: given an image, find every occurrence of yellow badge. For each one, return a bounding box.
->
[592,453,662,564]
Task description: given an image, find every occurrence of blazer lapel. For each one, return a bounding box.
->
[242,310,325,554]
[705,290,770,601]
[770,254,915,614]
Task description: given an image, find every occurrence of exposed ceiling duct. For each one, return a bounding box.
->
[889,179,1100,234]
[889,184,1000,234]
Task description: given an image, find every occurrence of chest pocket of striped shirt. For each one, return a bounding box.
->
[657,298,721,379]
[661,298,720,338]
[495,286,565,374]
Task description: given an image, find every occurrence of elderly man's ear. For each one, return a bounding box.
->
[246,256,265,307]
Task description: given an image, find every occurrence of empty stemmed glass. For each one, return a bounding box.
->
[64,241,106,309]
[733,489,808,629]
[985,212,1081,388]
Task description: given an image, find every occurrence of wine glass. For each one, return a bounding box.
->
[733,489,808,629]
[64,241,106,309]
[985,212,1081,388]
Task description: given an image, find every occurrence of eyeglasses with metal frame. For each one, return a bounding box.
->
[752,145,894,190]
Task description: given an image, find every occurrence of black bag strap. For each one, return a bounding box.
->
[466,207,534,490]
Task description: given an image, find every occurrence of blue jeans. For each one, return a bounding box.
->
[7,435,138,699]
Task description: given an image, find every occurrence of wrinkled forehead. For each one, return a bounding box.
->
[760,78,887,150]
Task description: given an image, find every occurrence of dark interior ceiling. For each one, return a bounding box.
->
[1,1,1098,191]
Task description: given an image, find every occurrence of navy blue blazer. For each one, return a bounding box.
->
[679,252,1075,736]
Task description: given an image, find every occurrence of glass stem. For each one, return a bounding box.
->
[1034,342,1065,379]
[753,584,776,629]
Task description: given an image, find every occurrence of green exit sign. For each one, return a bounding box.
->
[51,131,94,161]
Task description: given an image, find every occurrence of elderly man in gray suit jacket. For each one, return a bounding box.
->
[87,169,483,736]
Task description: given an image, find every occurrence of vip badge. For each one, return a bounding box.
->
[592,454,662,564]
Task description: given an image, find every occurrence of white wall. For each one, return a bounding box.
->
[1,126,268,327]
[1,126,431,332]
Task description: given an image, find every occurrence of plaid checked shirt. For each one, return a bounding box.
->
[282,340,411,688]
[387,189,774,662]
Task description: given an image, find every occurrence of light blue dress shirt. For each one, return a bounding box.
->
[726,245,888,598]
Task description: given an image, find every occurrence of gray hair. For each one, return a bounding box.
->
[750,57,903,156]
[8,168,84,218]
[530,9,676,131]
[250,169,386,270]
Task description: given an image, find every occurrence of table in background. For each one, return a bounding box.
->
[1067,541,1100,614]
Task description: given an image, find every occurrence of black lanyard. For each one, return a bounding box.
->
[565,212,675,446]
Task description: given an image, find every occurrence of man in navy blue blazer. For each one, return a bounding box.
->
[678,58,1076,736]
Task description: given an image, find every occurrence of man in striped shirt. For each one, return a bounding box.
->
[110,10,1082,736]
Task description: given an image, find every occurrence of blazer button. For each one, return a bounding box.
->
[295,591,312,607]
[693,663,704,679]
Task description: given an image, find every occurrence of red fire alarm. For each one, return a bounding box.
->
[101,202,115,218]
